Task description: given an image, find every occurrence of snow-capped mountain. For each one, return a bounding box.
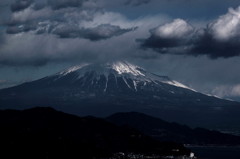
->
[0,61,240,131]
[53,61,194,92]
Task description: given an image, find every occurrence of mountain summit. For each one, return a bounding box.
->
[0,61,240,131]
[53,61,194,92]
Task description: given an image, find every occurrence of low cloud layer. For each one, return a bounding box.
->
[212,84,240,99]
[140,6,240,58]
[7,22,135,41]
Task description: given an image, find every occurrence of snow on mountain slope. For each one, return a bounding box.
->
[54,61,195,92]
[59,63,90,76]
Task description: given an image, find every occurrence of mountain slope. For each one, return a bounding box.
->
[0,61,240,131]
[0,107,190,159]
[107,112,240,145]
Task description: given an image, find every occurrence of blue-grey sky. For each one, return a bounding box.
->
[1,0,240,100]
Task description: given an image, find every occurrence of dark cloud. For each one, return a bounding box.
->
[140,7,240,59]
[11,0,33,12]
[0,22,139,67]
[6,22,37,34]
[191,30,240,58]
[141,28,240,59]
[5,22,136,41]
[0,0,140,67]
[190,7,240,58]
[47,0,87,10]
[4,0,137,41]
[53,24,137,41]
[139,19,194,53]
[10,0,89,12]
[124,0,151,6]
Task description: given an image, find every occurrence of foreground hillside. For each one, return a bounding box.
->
[0,107,190,159]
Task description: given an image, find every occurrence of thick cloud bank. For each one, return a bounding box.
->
[140,19,194,54]
[2,0,240,68]
[5,0,135,41]
[0,0,141,66]
[141,6,240,58]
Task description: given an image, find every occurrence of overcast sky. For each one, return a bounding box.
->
[1,0,240,100]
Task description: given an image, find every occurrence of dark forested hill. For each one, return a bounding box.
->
[0,107,190,159]
[107,112,240,145]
